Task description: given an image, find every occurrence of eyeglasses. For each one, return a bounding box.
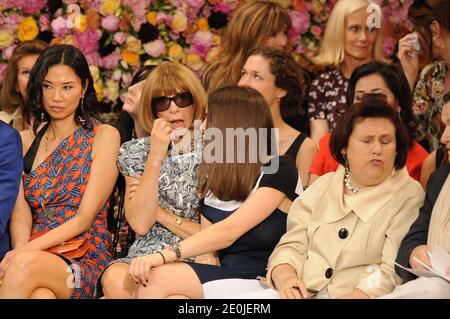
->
[151,92,194,113]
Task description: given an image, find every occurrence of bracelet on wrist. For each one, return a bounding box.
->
[168,242,182,261]
[156,251,166,264]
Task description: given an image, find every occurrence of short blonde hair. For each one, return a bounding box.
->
[313,0,384,67]
[139,62,207,132]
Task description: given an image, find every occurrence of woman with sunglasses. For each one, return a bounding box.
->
[116,86,299,299]
[99,62,207,298]
[397,0,450,151]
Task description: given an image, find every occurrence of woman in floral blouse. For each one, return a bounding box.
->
[397,0,450,151]
[308,0,384,144]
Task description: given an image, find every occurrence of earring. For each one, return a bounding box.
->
[77,97,86,126]
[41,110,45,121]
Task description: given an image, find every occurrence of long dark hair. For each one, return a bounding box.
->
[26,44,98,133]
[346,61,418,145]
[199,86,274,201]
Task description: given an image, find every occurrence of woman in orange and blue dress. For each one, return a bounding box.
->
[0,45,120,299]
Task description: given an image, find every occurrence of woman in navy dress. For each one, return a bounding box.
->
[120,86,299,299]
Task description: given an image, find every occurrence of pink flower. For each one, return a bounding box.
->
[122,0,150,16]
[192,30,213,58]
[213,3,232,14]
[74,29,101,54]
[290,11,310,34]
[22,0,46,15]
[144,38,166,57]
[131,15,147,32]
[101,15,120,32]
[112,69,122,81]
[5,14,21,29]
[102,51,121,69]
[51,17,70,38]
[382,36,396,58]
[121,72,133,87]
[83,0,103,11]
[295,45,306,55]
[113,32,127,45]
[169,32,181,41]
[1,0,24,10]
[2,45,15,60]
[288,29,299,43]
[39,15,50,32]
[157,13,173,26]
[186,0,205,9]
[311,25,322,37]
[85,51,102,66]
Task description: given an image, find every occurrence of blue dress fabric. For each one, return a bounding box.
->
[187,156,298,283]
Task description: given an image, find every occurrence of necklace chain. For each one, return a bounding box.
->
[170,138,195,156]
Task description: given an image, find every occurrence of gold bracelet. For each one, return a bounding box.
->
[175,217,183,228]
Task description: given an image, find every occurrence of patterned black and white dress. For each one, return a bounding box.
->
[113,134,202,264]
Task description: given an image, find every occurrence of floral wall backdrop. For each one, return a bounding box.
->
[0,0,414,107]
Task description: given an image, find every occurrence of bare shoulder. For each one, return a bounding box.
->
[302,136,318,151]
[422,150,436,168]
[95,124,120,140]
[93,124,120,150]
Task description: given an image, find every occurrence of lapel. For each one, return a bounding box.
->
[325,166,410,224]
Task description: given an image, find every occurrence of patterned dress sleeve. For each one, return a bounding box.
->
[308,76,326,121]
[117,138,150,177]
[412,64,434,142]
[412,61,447,150]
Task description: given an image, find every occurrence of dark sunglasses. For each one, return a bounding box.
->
[151,92,194,113]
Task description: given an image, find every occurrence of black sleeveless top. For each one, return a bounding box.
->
[23,123,49,175]
[284,133,307,162]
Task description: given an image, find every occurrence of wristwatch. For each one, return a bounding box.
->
[175,217,183,228]
[169,242,182,261]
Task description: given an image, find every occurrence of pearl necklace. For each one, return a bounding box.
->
[344,167,363,194]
